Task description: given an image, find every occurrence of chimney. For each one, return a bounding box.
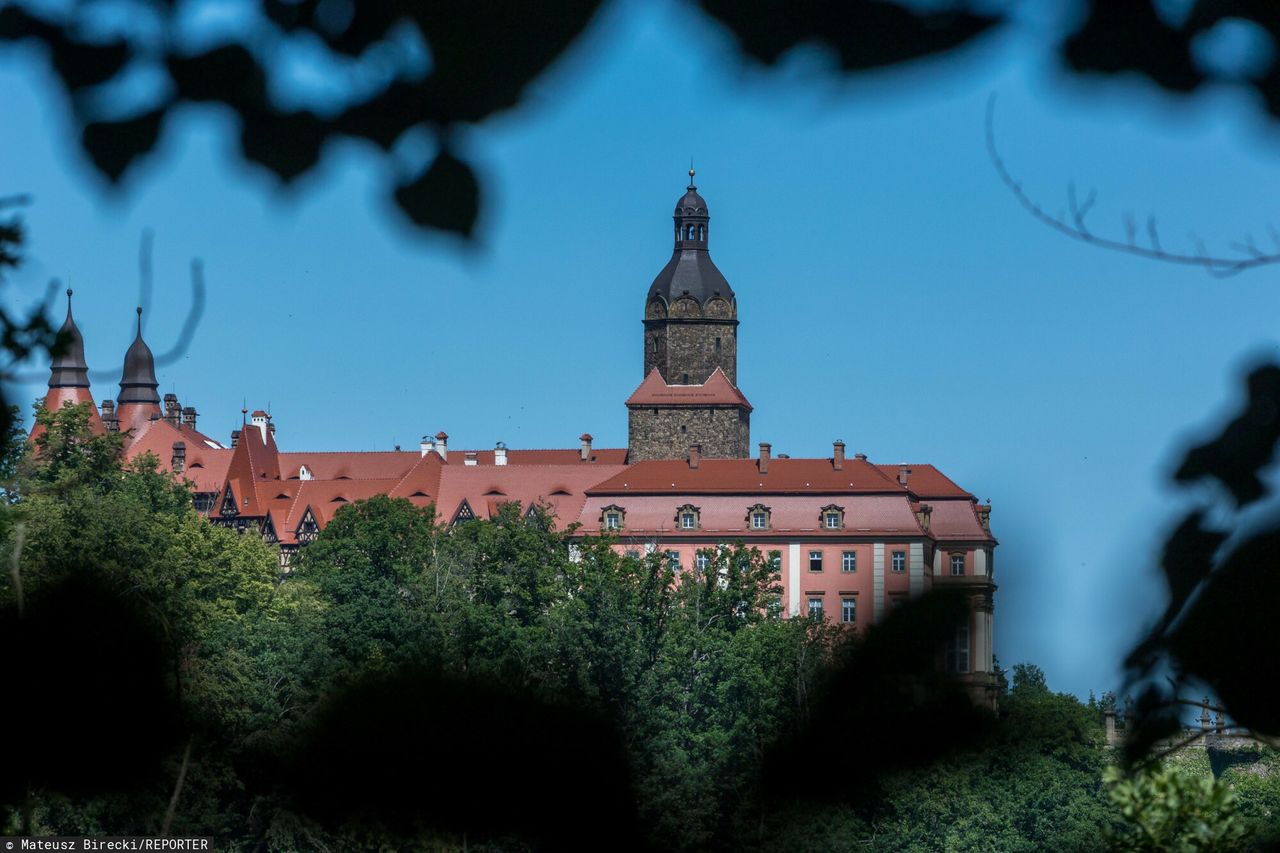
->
[181,406,197,429]
[758,442,771,475]
[251,410,268,441]
[100,399,119,433]
[1200,698,1211,732]
[436,430,449,459]
[833,440,845,471]
[854,452,867,461]
[231,429,241,448]
[579,433,593,462]
[495,441,508,466]
[976,503,991,532]
[688,444,701,470]
[171,440,186,473]
[914,503,932,533]
[465,451,478,466]
[420,435,435,457]
[163,393,180,426]
[897,464,911,487]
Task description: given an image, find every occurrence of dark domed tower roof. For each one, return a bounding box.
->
[647,169,735,307]
[48,288,90,388]
[118,307,160,405]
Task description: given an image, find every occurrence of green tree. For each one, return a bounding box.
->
[1105,763,1246,852]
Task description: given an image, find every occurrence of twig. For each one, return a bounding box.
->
[160,737,193,837]
[986,93,1280,278]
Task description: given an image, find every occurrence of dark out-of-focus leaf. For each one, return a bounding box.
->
[81,108,167,183]
[1174,365,1280,506]
[255,665,643,851]
[697,0,1003,71]
[167,44,269,113]
[1166,527,1280,735]
[394,150,480,237]
[0,5,60,45]
[409,0,604,124]
[1159,511,1224,623]
[1063,0,1203,92]
[1121,685,1183,767]
[239,110,328,183]
[49,36,130,91]
[0,575,181,805]
[762,590,990,801]
[335,80,424,150]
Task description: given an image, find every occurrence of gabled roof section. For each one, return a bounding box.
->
[587,456,905,496]
[625,367,752,411]
[277,451,420,480]
[878,464,972,499]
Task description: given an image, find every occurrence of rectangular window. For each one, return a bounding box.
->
[842,551,857,572]
[681,513,696,529]
[624,549,640,559]
[695,552,710,571]
[666,550,680,569]
[807,597,824,619]
[752,512,767,529]
[945,624,971,674]
[891,550,905,572]
[808,550,823,572]
[825,512,840,529]
[605,512,621,530]
[951,553,965,576]
[768,550,782,570]
[841,597,856,624]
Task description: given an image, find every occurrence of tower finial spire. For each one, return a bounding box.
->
[135,305,143,335]
[688,159,696,189]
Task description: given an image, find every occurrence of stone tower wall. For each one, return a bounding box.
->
[643,322,737,386]
[627,405,750,462]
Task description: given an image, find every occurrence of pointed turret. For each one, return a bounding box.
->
[118,307,159,405]
[115,307,161,439]
[48,288,90,388]
[31,288,104,439]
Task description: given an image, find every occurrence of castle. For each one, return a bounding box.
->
[37,171,1000,703]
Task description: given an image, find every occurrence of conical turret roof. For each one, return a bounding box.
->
[48,289,90,388]
[118,307,159,405]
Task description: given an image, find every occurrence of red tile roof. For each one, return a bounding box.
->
[877,464,972,498]
[625,367,752,411]
[586,456,904,495]
[277,451,420,481]
[31,387,103,439]
[123,417,231,494]
[434,463,628,529]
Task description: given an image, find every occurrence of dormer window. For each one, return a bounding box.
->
[601,504,625,531]
[820,504,845,530]
[676,504,700,530]
[746,503,771,530]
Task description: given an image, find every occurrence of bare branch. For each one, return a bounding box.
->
[986,94,1280,277]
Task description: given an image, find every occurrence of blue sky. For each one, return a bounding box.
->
[4,1,1280,698]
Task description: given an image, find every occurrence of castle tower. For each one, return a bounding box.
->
[116,307,161,436]
[627,171,751,462]
[38,289,104,434]
[643,168,738,385]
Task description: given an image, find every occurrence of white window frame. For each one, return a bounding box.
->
[751,512,767,529]
[825,512,841,529]
[841,597,856,624]
[951,553,965,576]
[808,550,823,572]
[681,512,696,530]
[842,551,856,572]
[807,597,824,619]
[891,550,905,572]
